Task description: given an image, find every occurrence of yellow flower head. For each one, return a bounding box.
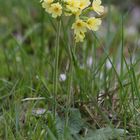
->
[65,0,80,14]
[42,0,53,8]
[43,0,53,5]
[86,17,101,31]
[49,2,62,18]
[75,9,82,19]
[92,0,104,15]
[75,32,85,42]
[72,19,87,34]
[42,0,54,13]
[79,0,91,10]
[41,0,104,43]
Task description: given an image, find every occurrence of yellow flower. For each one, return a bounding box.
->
[75,9,82,19]
[49,2,62,18]
[42,0,53,13]
[65,0,80,14]
[92,0,104,15]
[42,0,53,5]
[41,0,104,43]
[79,0,91,10]
[75,32,85,42]
[72,19,87,34]
[86,17,101,31]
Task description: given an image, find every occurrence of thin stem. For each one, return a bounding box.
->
[120,15,124,78]
[66,41,76,126]
[53,20,61,117]
[40,8,45,68]
[71,42,76,106]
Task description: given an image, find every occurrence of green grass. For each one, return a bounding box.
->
[0,0,140,139]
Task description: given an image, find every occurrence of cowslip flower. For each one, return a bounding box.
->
[72,19,87,34]
[49,2,62,18]
[92,0,104,15]
[75,32,85,42]
[41,0,104,43]
[42,0,53,13]
[79,0,91,10]
[86,17,102,31]
[42,0,53,5]
[72,19,87,42]
[65,0,80,14]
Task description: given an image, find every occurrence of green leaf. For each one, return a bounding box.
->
[83,127,128,140]
[68,108,84,135]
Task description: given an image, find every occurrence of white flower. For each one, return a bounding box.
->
[59,74,67,81]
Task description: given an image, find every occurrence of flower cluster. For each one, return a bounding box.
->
[41,0,104,43]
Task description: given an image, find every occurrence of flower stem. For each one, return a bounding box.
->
[53,20,61,117]
[66,42,76,126]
